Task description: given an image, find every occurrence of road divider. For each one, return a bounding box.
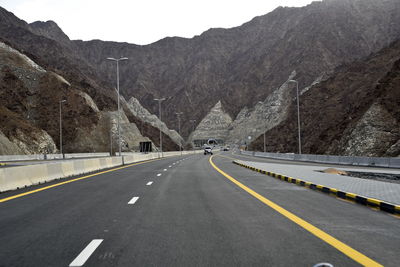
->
[232,160,400,215]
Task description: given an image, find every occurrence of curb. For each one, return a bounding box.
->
[233,160,400,215]
[0,163,6,166]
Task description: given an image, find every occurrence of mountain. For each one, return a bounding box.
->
[0,7,180,153]
[249,39,400,156]
[71,0,400,137]
[1,0,400,156]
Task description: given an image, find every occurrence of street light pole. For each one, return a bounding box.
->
[59,100,66,158]
[289,79,302,154]
[154,98,166,157]
[176,112,183,155]
[263,132,266,153]
[190,120,196,150]
[107,57,128,157]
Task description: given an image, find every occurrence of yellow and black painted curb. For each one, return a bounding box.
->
[233,160,400,215]
[0,163,6,166]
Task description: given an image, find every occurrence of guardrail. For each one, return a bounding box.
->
[240,151,400,168]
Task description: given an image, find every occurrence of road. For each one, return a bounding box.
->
[0,152,399,266]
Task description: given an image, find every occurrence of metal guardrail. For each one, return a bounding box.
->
[241,151,400,168]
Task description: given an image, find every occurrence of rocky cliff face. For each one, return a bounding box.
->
[188,101,232,144]
[1,0,400,156]
[71,0,400,137]
[0,40,153,154]
[0,7,180,154]
[126,97,183,146]
[250,39,400,156]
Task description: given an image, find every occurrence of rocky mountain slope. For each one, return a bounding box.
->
[0,7,180,154]
[1,0,400,156]
[249,39,400,156]
[0,40,153,153]
[71,0,400,137]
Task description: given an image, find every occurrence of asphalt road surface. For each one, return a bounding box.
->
[0,152,399,266]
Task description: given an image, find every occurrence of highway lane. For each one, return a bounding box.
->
[0,152,399,266]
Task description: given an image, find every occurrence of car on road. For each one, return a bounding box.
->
[204,146,213,155]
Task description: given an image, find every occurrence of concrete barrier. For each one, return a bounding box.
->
[243,151,399,169]
[389,158,400,168]
[0,156,124,192]
[0,150,202,193]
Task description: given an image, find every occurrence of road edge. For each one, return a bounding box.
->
[233,160,400,215]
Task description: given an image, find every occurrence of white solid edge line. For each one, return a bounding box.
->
[69,239,103,266]
[128,196,139,205]
[146,181,153,185]
[157,173,162,176]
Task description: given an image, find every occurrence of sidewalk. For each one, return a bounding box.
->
[234,160,400,206]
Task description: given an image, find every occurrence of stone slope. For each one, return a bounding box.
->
[0,7,180,153]
[249,39,400,156]
[71,0,400,137]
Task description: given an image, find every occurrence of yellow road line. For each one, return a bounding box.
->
[209,155,382,267]
[0,158,161,203]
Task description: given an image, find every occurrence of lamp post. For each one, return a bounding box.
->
[59,99,66,158]
[107,57,128,156]
[263,132,266,153]
[289,79,302,154]
[176,112,183,155]
[190,119,196,149]
[154,98,166,157]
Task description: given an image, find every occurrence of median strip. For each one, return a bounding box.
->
[232,160,400,215]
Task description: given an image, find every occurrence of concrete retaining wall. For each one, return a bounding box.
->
[247,151,400,168]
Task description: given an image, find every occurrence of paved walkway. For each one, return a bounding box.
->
[236,160,400,205]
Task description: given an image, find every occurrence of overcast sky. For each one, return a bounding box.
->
[0,0,319,45]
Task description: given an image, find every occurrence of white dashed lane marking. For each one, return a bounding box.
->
[128,197,139,205]
[157,173,162,177]
[146,181,153,186]
[69,239,103,266]
[169,165,172,168]
[163,169,167,171]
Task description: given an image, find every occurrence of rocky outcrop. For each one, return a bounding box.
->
[0,9,181,154]
[188,101,232,144]
[250,40,400,156]
[338,103,399,156]
[0,40,151,154]
[226,72,297,144]
[126,97,183,146]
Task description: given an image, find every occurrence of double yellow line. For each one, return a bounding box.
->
[209,155,382,267]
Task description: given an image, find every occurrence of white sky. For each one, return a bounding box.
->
[0,0,318,45]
